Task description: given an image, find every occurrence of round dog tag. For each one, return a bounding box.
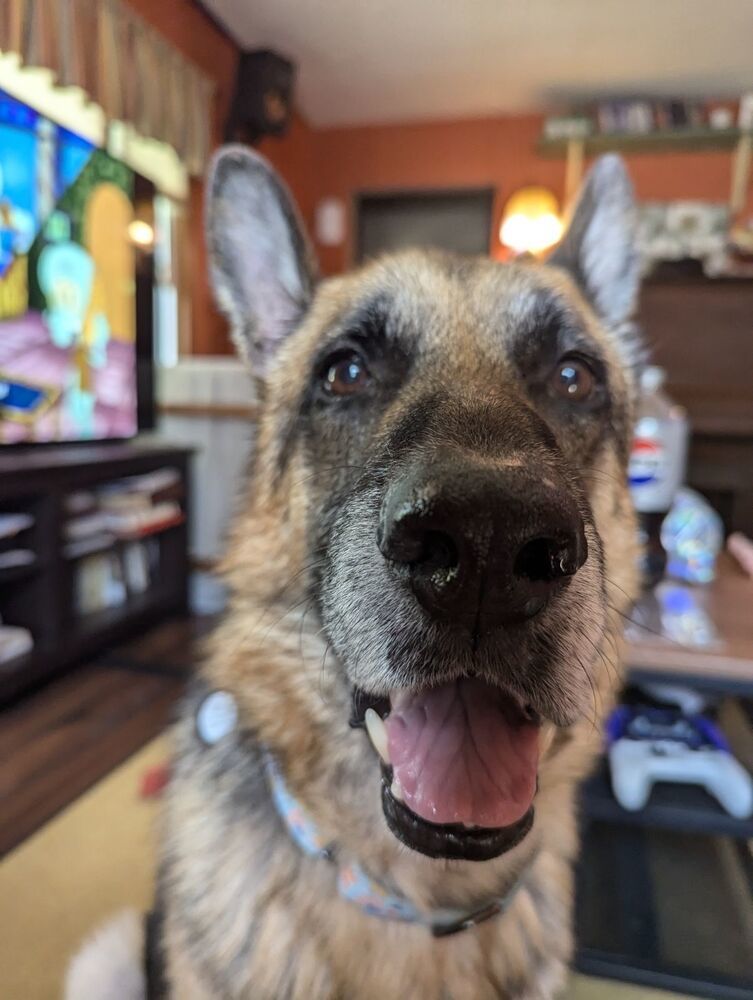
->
[196,690,238,746]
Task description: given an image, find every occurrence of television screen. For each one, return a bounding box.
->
[0,88,139,444]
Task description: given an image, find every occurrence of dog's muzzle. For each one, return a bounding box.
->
[377,453,587,635]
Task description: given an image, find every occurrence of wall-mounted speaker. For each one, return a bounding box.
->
[225,49,296,145]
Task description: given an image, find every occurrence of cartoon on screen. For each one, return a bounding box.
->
[0,90,138,443]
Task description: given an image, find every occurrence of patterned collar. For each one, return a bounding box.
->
[263,752,523,938]
[195,688,523,938]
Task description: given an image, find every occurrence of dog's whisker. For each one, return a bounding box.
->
[258,593,318,645]
[576,627,621,691]
[579,467,627,488]
[572,651,601,733]
[287,464,369,490]
[603,573,640,609]
[606,600,667,641]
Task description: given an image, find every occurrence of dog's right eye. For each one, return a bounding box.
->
[321,351,371,397]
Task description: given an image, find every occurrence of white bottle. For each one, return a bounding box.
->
[629,367,689,584]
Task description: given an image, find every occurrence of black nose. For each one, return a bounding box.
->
[377,462,587,633]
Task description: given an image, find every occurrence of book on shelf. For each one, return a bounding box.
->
[0,549,36,570]
[0,621,33,665]
[104,501,184,539]
[0,513,34,540]
[63,534,117,560]
[74,552,127,616]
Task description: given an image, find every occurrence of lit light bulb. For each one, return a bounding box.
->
[499,187,563,256]
[128,220,154,247]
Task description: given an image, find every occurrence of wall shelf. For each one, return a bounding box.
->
[0,562,39,585]
[538,127,745,158]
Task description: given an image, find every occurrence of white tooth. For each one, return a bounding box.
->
[365,708,390,764]
[391,777,405,802]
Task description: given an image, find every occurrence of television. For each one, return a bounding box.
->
[0,88,154,445]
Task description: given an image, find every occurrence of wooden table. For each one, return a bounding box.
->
[625,553,753,695]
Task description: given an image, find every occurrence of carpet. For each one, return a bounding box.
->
[0,735,688,1000]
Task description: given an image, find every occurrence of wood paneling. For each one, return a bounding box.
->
[641,277,753,435]
[639,273,753,535]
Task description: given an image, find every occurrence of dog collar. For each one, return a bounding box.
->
[263,752,523,937]
[195,689,523,937]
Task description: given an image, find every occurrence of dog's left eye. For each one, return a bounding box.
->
[549,356,596,403]
[321,351,371,397]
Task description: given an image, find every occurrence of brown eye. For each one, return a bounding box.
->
[550,356,595,402]
[323,351,370,396]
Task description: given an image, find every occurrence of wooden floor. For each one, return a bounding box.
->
[0,615,213,858]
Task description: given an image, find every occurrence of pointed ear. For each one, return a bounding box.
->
[206,145,318,377]
[549,154,640,331]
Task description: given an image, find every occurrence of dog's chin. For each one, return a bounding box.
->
[350,678,542,862]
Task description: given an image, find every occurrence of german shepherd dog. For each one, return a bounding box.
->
[68,150,642,1000]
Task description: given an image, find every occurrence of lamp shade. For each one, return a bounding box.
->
[500,186,563,255]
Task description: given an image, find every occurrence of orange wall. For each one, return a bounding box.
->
[258,113,318,237]
[310,114,558,275]
[305,114,753,276]
[122,1,753,353]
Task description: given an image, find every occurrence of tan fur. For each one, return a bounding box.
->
[151,247,639,1000]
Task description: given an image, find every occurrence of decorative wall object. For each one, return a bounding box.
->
[315,198,347,247]
[636,201,732,277]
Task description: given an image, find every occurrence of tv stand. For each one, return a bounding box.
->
[0,440,192,704]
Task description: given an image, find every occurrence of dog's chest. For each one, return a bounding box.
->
[161,705,572,1000]
[163,827,568,1000]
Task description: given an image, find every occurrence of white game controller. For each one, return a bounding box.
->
[609,739,753,819]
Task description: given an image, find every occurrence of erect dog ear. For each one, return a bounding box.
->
[549,154,640,332]
[206,145,318,378]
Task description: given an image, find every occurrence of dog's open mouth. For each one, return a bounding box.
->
[351,678,539,861]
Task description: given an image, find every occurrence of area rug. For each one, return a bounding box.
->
[0,734,687,1000]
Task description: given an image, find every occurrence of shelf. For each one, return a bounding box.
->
[0,561,38,585]
[64,542,116,561]
[0,650,33,675]
[113,513,186,541]
[538,127,745,158]
[580,759,753,838]
[0,442,192,704]
[71,588,176,643]
[575,822,753,999]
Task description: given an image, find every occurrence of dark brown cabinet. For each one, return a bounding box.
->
[0,441,192,704]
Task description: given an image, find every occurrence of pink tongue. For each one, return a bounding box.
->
[385,679,539,828]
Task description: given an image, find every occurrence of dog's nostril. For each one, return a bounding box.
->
[381,519,459,576]
[513,536,580,584]
[417,530,458,574]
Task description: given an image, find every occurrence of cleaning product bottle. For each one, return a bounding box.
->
[628,366,689,587]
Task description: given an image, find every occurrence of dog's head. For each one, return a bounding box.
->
[206,148,640,869]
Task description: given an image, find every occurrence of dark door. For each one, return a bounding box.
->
[356,189,494,262]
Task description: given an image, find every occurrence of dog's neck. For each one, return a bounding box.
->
[193,685,528,938]
[263,748,527,938]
